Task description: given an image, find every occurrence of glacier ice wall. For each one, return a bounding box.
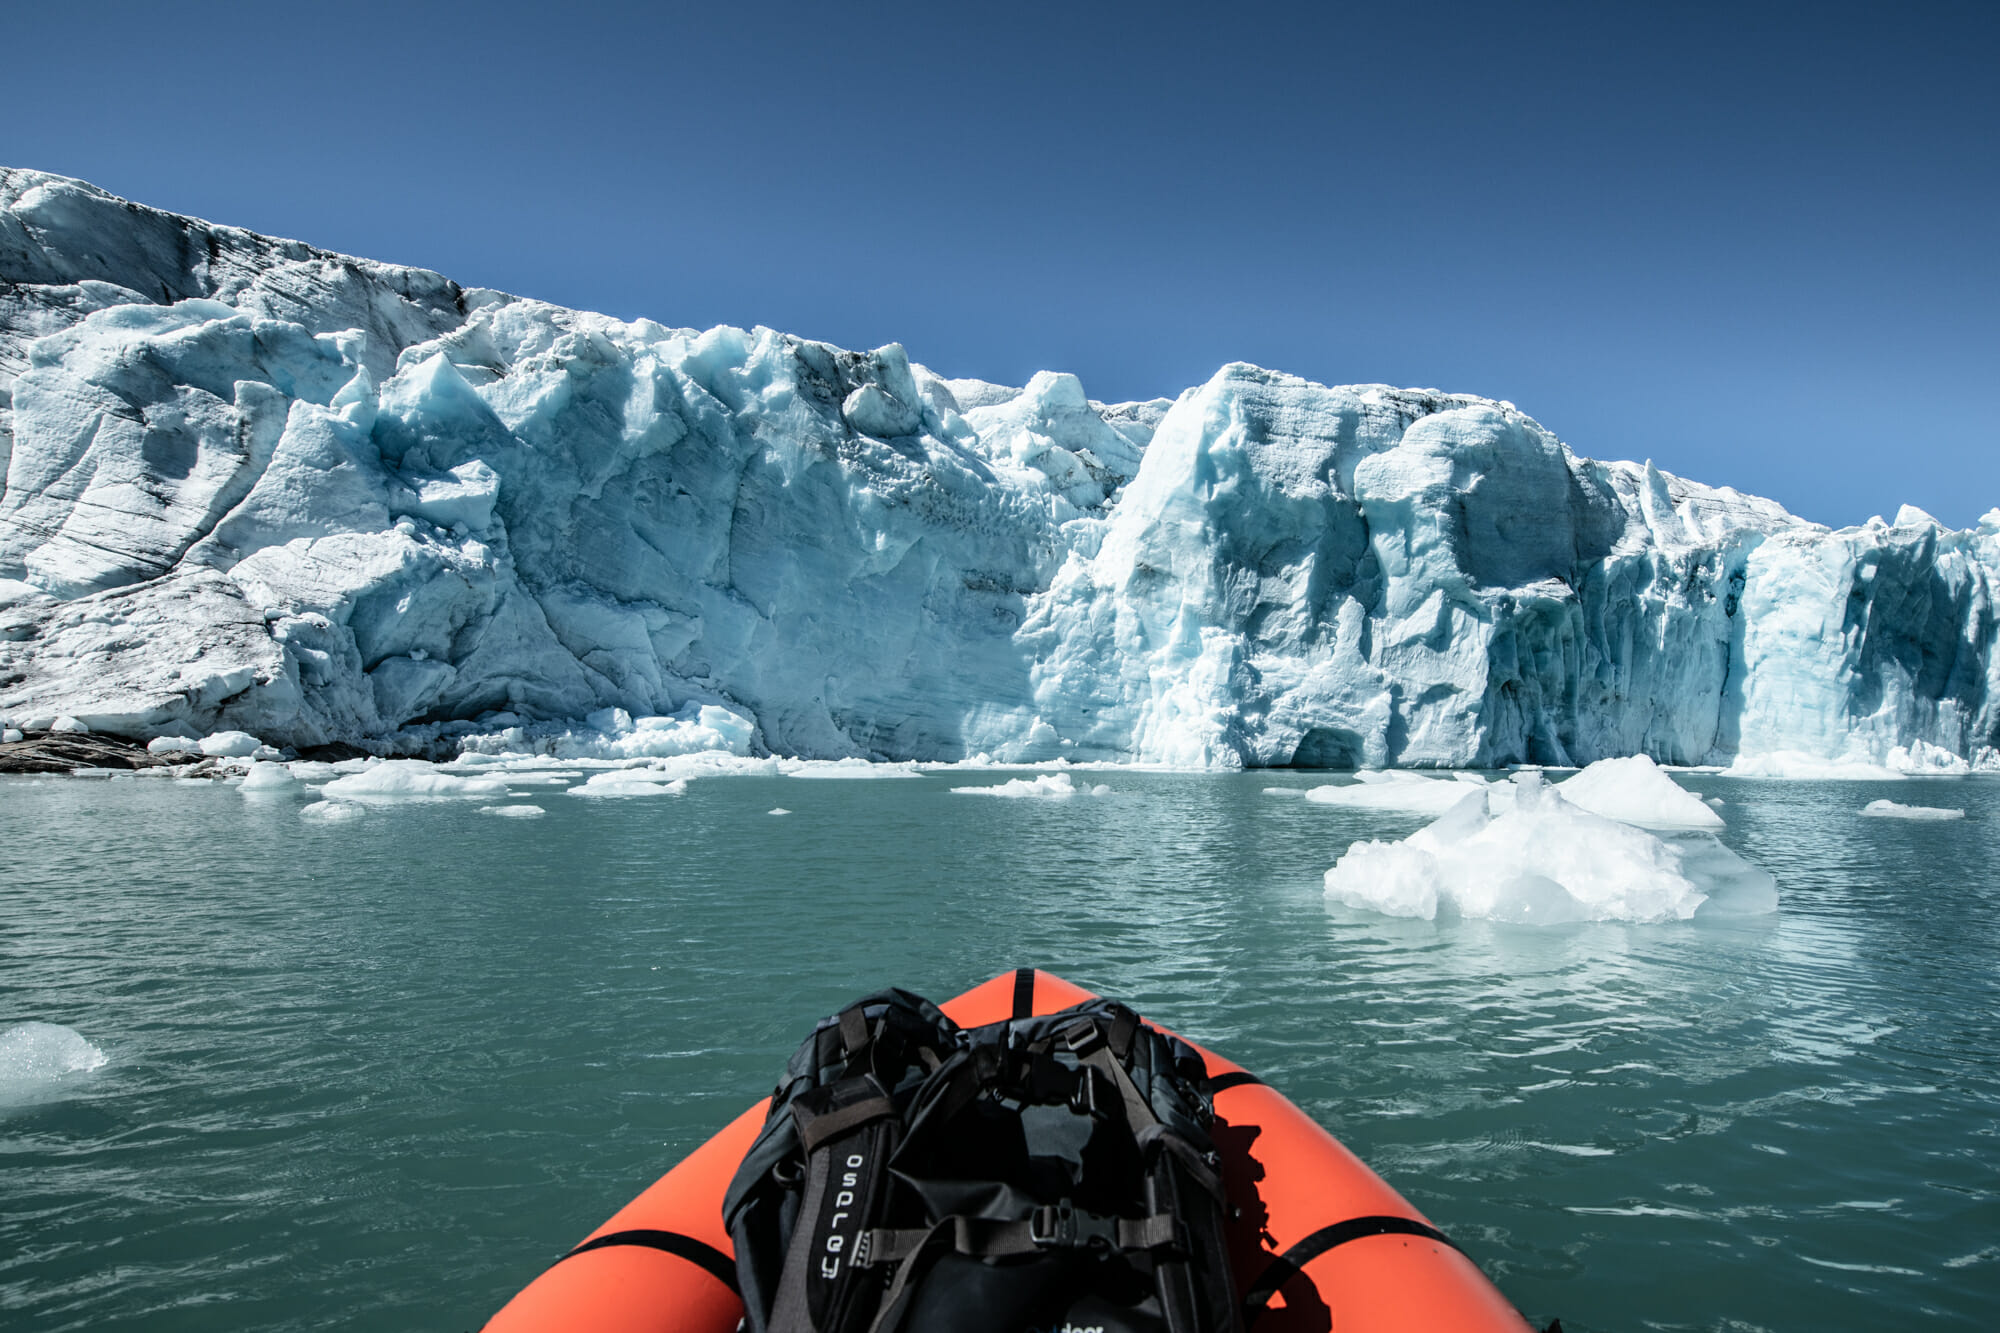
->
[2,168,1996,768]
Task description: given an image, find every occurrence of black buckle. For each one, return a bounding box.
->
[1061,1019,1103,1055]
[1030,1201,1117,1250]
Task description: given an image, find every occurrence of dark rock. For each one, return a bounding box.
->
[0,731,190,774]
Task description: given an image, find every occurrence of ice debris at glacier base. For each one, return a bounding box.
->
[2,168,1999,773]
[1323,768,1778,923]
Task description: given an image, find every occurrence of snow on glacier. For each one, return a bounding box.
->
[2,168,1999,773]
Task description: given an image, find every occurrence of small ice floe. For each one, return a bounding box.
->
[566,770,689,798]
[319,759,508,801]
[1859,799,1965,821]
[300,800,367,821]
[951,773,1109,799]
[769,808,791,815]
[1549,755,1724,830]
[1324,771,1776,924]
[1305,770,1492,816]
[2,728,23,744]
[146,735,199,755]
[0,1021,108,1106]
[478,804,546,818]
[51,716,89,734]
[782,758,923,780]
[238,761,298,795]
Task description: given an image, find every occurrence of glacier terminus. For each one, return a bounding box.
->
[2,168,1996,772]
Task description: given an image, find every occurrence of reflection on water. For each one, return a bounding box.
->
[1,769,1996,1331]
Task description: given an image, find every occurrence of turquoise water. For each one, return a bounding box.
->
[3,770,1997,1331]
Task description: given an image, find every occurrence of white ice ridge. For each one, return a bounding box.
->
[1323,770,1778,923]
[2,168,1998,773]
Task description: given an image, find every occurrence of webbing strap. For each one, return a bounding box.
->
[859,1208,1180,1265]
[837,1006,870,1056]
[1011,967,1035,1018]
[557,1229,740,1293]
[1242,1216,1464,1318]
[794,1092,895,1155]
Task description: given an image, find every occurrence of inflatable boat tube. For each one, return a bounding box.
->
[484,968,1531,1331]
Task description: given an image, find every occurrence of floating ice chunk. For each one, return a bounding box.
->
[1860,799,1966,821]
[951,773,1108,799]
[769,808,791,815]
[0,1021,107,1104]
[783,759,924,780]
[1324,773,1774,923]
[1305,770,1493,816]
[300,800,367,821]
[200,730,266,758]
[147,736,199,754]
[238,761,297,793]
[285,761,338,783]
[478,804,546,818]
[320,759,508,800]
[1552,755,1725,830]
[566,771,689,798]
[1725,751,1906,781]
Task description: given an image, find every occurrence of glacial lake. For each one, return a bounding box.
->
[3,768,1997,1331]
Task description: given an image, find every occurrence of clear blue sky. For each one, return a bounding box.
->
[9,0,1996,528]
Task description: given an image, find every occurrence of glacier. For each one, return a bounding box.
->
[2,167,1998,770]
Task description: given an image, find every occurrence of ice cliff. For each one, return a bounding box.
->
[3,168,1997,768]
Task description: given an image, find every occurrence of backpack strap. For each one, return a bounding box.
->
[857,1204,1184,1266]
[767,1075,900,1333]
[857,1206,1188,1333]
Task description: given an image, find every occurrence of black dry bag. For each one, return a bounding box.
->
[722,987,1243,1333]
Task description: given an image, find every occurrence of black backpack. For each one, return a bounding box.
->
[723,988,1244,1333]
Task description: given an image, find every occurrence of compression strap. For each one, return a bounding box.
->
[557,1229,740,1293]
[1243,1216,1462,1318]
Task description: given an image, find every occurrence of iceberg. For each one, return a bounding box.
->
[1323,772,1777,923]
[3,169,1997,772]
